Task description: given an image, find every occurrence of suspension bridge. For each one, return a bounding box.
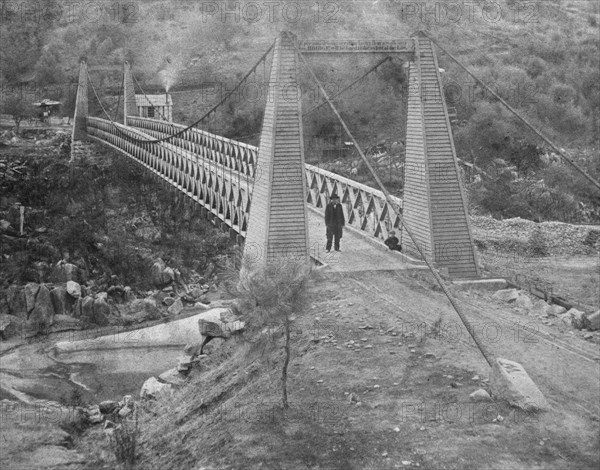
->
[69,31,486,279]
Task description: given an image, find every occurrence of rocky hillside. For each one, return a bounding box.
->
[0,129,233,341]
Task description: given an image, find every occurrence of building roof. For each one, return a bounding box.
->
[135,94,173,107]
[33,99,61,107]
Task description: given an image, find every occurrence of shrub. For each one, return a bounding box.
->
[111,414,139,469]
[528,227,549,257]
[234,257,312,408]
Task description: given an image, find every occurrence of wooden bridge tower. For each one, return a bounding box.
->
[241,32,310,271]
[70,59,89,161]
[401,32,480,278]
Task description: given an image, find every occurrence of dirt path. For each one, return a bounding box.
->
[345,270,600,417]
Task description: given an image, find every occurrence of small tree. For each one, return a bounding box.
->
[234,256,311,408]
[3,97,30,135]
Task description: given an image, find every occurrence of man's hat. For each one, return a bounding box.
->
[330,194,340,200]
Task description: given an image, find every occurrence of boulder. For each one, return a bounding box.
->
[584,311,600,331]
[469,389,492,402]
[197,308,245,343]
[177,355,194,372]
[192,302,211,310]
[28,285,55,329]
[51,286,74,317]
[119,395,134,409]
[545,304,567,317]
[515,294,533,310]
[567,308,586,330]
[81,296,95,322]
[118,298,162,324]
[558,312,573,326]
[150,259,173,287]
[123,286,136,303]
[92,297,111,326]
[86,405,104,424]
[0,314,21,339]
[24,283,40,314]
[184,343,202,356]
[167,298,183,316]
[54,261,80,282]
[6,285,27,319]
[163,267,175,283]
[491,358,549,411]
[72,297,83,318]
[188,286,205,301]
[140,377,172,399]
[66,281,82,298]
[493,289,519,302]
[158,368,187,387]
[99,400,119,414]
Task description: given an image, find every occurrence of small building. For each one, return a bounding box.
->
[135,94,173,122]
[32,99,61,121]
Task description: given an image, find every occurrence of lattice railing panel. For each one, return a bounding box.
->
[126,117,258,179]
[304,165,403,241]
[88,117,404,244]
[87,117,252,236]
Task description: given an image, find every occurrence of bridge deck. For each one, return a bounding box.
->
[306,208,425,272]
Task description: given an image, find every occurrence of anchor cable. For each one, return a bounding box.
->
[422,31,600,192]
[289,31,495,367]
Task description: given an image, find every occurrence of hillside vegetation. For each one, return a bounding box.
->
[1,0,599,222]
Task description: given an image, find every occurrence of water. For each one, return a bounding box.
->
[53,345,184,402]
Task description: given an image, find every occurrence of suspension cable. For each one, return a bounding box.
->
[422,31,600,192]
[86,41,275,145]
[233,56,393,142]
[288,31,495,367]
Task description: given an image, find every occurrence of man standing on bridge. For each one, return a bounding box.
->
[325,194,345,252]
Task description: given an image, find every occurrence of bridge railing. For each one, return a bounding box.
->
[304,164,404,242]
[88,116,405,244]
[87,116,252,237]
[126,116,258,178]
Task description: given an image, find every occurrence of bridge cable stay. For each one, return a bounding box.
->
[288,32,495,367]
[233,55,393,142]
[304,56,392,117]
[85,41,275,145]
[422,31,600,192]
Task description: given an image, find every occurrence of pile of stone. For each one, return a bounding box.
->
[137,305,246,399]
[83,394,136,425]
[492,288,599,333]
[471,215,599,256]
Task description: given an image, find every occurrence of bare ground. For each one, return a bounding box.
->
[74,267,599,470]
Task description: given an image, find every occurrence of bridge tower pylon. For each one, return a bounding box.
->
[241,31,310,272]
[70,59,89,161]
[401,32,480,278]
[123,62,138,125]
